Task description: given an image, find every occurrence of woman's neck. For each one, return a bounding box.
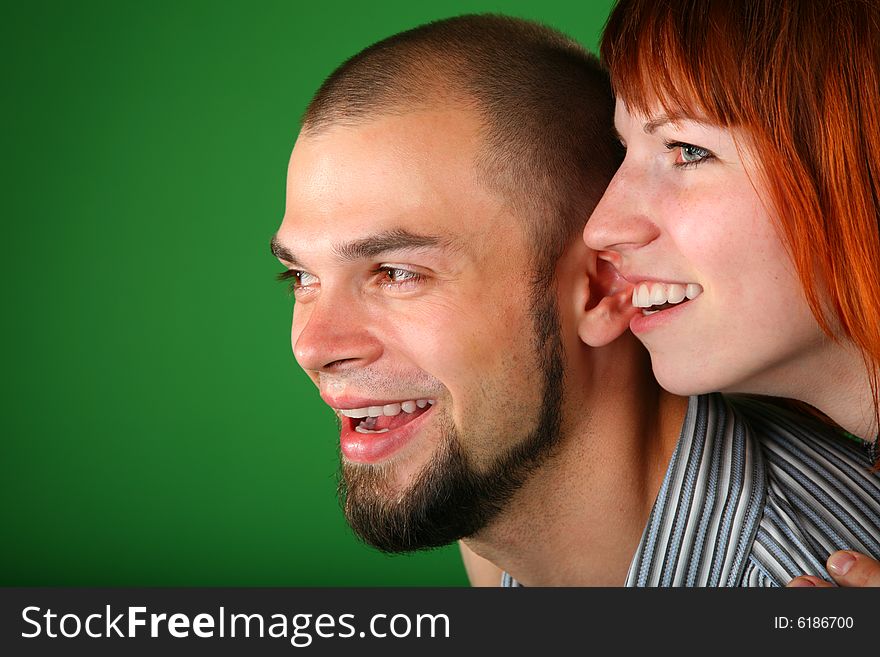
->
[798,342,876,441]
[730,338,877,441]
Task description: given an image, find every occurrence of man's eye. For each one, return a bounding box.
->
[378,267,424,287]
[297,271,319,286]
[277,269,318,294]
[665,141,714,168]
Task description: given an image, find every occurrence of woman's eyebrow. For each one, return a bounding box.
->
[643,114,713,135]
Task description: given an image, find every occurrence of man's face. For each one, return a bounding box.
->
[273,108,565,551]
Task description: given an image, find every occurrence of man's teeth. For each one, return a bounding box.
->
[338,399,435,419]
[632,282,703,310]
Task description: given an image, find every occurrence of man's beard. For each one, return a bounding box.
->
[338,294,565,553]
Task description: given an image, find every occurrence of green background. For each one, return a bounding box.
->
[3,0,615,586]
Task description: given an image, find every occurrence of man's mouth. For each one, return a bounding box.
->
[632,281,703,316]
[336,399,435,434]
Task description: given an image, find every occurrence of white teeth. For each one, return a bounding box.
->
[631,281,702,309]
[355,426,389,434]
[337,399,436,418]
[637,284,650,307]
[667,283,686,304]
[649,285,666,306]
[339,407,370,418]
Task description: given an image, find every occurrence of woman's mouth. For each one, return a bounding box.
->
[632,281,703,316]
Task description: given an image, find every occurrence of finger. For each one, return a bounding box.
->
[827,551,880,587]
[787,575,834,588]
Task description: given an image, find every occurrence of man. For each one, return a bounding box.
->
[271,15,880,586]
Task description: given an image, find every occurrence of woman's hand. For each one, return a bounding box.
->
[788,551,880,587]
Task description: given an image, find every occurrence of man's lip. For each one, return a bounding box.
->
[320,394,432,408]
[339,404,435,464]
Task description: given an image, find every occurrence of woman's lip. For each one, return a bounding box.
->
[629,297,695,335]
[339,406,435,464]
[616,272,691,285]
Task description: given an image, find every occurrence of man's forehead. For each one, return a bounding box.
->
[286,108,491,202]
[280,109,520,257]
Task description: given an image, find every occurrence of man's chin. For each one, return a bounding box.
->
[337,439,486,553]
[340,447,433,499]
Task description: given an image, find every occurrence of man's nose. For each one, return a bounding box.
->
[292,295,382,374]
[583,162,661,254]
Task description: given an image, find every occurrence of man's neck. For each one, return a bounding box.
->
[463,337,689,586]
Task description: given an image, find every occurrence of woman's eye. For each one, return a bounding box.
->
[665,141,714,168]
[680,144,709,163]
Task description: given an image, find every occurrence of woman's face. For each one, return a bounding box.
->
[584,99,826,397]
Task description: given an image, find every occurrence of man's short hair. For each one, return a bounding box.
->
[301,14,621,279]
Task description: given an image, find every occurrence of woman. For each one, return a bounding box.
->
[585,0,880,448]
[583,0,880,585]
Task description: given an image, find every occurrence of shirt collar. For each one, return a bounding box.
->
[625,393,768,586]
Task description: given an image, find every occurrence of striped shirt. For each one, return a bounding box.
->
[502,393,880,587]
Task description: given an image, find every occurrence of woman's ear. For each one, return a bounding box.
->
[578,258,637,347]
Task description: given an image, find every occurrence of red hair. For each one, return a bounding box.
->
[602,0,880,453]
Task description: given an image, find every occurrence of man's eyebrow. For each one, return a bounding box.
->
[270,234,302,267]
[334,229,461,261]
[269,229,462,267]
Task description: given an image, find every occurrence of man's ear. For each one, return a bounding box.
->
[578,257,637,347]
